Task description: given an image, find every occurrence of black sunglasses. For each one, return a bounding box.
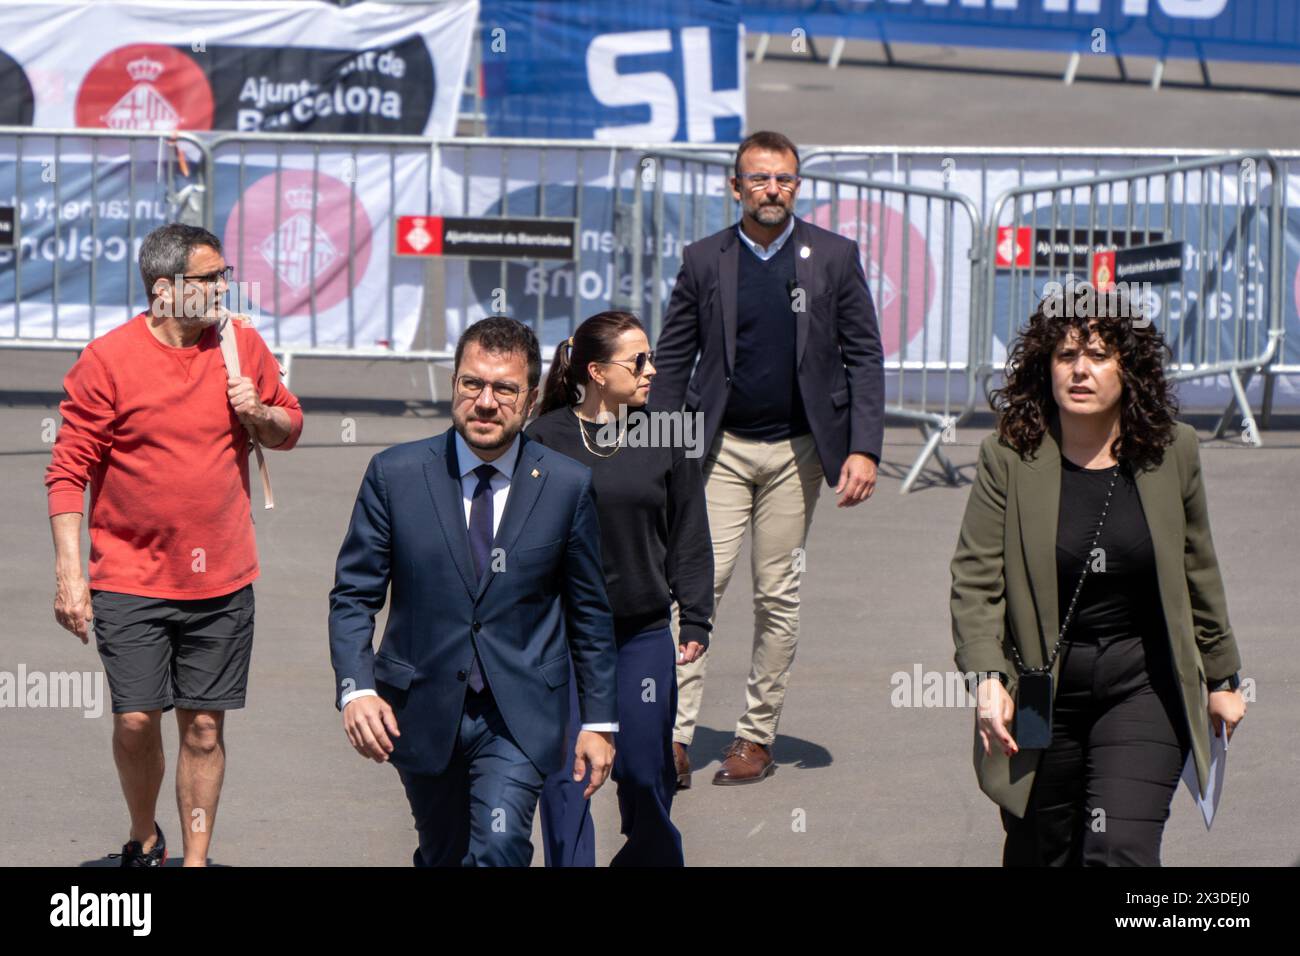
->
[603,350,654,376]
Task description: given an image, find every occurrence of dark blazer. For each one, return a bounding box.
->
[328,427,618,777]
[650,215,885,485]
[950,422,1242,818]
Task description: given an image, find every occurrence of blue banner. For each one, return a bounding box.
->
[743,1,1300,65]
[480,0,744,142]
[0,152,169,338]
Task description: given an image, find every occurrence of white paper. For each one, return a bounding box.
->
[1181,719,1228,830]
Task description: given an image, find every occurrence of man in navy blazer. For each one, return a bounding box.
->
[328,317,618,866]
[651,131,885,788]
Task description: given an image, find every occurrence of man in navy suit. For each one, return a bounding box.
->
[329,317,618,866]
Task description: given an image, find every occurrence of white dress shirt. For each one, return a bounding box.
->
[736,214,795,261]
[343,431,617,732]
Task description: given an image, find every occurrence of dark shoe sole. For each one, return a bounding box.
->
[115,822,168,867]
[121,846,167,867]
[676,770,692,790]
[711,762,776,786]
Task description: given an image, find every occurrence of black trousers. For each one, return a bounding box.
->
[1002,631,1191,867]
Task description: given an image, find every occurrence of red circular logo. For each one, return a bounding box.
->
[76,44,213,131]
[223,170,373,317]
[810,200,935,359]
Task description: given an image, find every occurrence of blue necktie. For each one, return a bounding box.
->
[466,463,496,692]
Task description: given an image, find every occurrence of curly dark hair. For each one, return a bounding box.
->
[989,284,1178,471]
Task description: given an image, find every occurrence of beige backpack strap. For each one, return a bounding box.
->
[218,316,275,510]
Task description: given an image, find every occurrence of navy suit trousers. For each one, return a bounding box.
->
[397,686,545,867]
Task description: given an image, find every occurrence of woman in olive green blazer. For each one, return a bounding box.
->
[950,290,1245,865]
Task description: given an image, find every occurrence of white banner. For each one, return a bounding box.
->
[0,0,476,137]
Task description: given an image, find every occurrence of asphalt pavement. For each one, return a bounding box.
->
[3,46,1299,867]
[1,386,1295,866]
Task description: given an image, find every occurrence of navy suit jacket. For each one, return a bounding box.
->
[651,216,885,484]
[328,427,618,777]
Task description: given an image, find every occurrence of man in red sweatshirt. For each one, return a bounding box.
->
[45,224,303,866]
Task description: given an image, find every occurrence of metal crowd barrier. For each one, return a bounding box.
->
[205,131,448,394]
[1,132,1292,463]
[804,145,1300,419]
[228,136,716,394]
[434,138,723,348]
[0,129,725,401]
[630,149,984,493]
[981,151,1285,443]
[1269,151,1300,380]
[802,145,1274,222]
[0,126,211,348]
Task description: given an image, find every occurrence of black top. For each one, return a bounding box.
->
[525,407,714,648]
[722,232,810,441]
[1055,457,1167,643]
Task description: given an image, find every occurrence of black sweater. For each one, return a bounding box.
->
[526,406,714,649]
[1055,458,1167,643]
[722,235,810,441]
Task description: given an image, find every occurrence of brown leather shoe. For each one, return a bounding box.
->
[712,738,775,786]
[673,742,691,790]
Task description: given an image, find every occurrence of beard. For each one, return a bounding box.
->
[179,310,222,329]
[457,412,520,452]
[748,201,791,227]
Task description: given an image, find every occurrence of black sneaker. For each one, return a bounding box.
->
[108,823,167,867]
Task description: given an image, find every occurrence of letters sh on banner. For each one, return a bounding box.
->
[480,0,745,141]
[395,216,578,261]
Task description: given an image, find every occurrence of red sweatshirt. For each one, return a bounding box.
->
[45,312,304,599]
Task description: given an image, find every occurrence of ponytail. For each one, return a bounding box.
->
[538,337,577,416]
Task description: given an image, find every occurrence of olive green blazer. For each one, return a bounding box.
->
[950,421,1241,819]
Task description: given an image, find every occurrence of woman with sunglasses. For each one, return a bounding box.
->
[528,310,713,867]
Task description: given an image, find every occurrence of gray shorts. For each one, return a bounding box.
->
[91,585,255,714]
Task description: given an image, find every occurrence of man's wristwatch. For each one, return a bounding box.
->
[1207,672,1241,693]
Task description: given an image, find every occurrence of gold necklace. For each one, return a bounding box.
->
[573,406,625,458]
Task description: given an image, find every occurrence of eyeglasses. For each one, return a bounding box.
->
[182,266,234,285]
[737,173,799,193]
[456,375,526,407]
[603,350,655,376]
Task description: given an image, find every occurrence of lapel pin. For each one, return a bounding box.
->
[531,468,540,478]
[800,245,811,259]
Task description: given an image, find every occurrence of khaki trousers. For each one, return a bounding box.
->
[673,429,824,747]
